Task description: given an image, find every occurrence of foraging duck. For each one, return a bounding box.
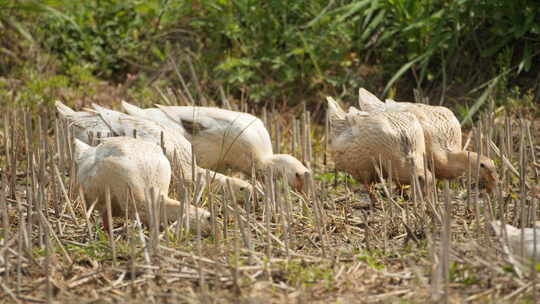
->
[491,221,540,265]
[74,137,211,232]
[326,96,432,202]
[55,101,253,198]
[357,88,499,192]
[121,101,310,192]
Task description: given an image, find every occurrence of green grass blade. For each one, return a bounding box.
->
[382,52,429,96]
[460,77,498,126]
[360,8,386,42]
[330,0,371,23]
[7,17,34,43]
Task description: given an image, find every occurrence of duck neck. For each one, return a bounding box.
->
[440,150,477,179]
[196,167,225,183]
[164,197,208,224]
[263,154,296,172]
[259,154,277,172]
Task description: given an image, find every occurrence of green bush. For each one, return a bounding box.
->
[39,0,166,80]
[376,0,540,95]
[186,0,540,103]
[2,0,539,107]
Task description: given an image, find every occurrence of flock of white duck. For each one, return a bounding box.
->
[56,88,537,266]
[56,99,310,232]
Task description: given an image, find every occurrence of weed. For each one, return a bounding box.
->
[449,263,479,286]
[283,261,335,290]
[356,251,385,270]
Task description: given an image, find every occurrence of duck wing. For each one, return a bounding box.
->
[55,101,112,143]
[122,101,186,135]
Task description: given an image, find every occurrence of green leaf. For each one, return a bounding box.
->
[7,18,34,43]
[517,42,532,74]
[383,52,430,96]
[460,77,498,126]
[216,57,258,71]
[288,48,306,56]
[481,36,512,58]
[360,8,385,42]
[401,8,444,33]
[329,0,371,23]
[40,3,82,33]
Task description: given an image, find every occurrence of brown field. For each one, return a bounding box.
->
[0,94,539,304]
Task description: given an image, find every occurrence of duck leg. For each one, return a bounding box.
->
[364,182,378,206]
[101,209,112,235]
[393,181,410,199]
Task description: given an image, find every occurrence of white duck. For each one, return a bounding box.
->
[327,96,432,202]
[491,221,540,266]
[55,101,253,198]
[121,101,310,192]
[74,137,210,232]
[357,88,498,192]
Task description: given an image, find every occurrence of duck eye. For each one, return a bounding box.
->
[239,187,245,191]
[480,163,485,168]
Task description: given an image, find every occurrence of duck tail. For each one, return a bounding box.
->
[121,100,146,117]
[326,96,346,121]
[91,103,124,136]
[73,138,91,160]
[358,88,385,112]
[55,100,75,118]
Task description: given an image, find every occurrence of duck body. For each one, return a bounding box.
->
[122,102,310,191]
[357,88,498,191]
[153,105,273,172]
[74,137,210,230]
[491,221,540,264]
[331,111,428,185]
[327,97,431,199]
[91,104,194,178]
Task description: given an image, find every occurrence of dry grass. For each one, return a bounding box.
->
[0,93,539,304]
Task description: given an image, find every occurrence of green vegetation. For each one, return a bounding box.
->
[282,260,335,289]
[356,252,385,270]
[449,262,480,286]
[1,0,539,111]
[315,171,357,185]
